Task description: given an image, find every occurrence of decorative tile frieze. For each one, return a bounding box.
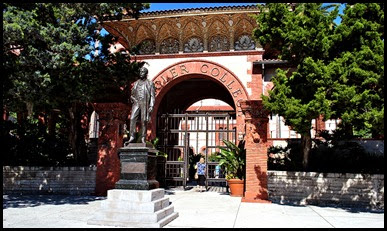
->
[184,37,204,53]
[209,34,229,52]
[160,37,179,54]
[235,34,255,51]
[138,39,156,55]
[104,8,260,54]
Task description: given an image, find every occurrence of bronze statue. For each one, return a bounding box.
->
[126,66,155,144]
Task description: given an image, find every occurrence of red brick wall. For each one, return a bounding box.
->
[247,54,263,100]
[93,103,129,196]
[240,100,270,203]
[315,115,326,135]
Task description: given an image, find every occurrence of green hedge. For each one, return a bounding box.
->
[268,140,384,174]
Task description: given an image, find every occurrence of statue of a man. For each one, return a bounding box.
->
[127,66,155,144]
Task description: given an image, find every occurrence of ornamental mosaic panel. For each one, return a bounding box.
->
[135,25,154,44]
[209,35,229,52]
[234,34,255,51]
[103,6,261,54]
[138,39,156,55]
[182,21,202,42]
[234,18,255,35]
[158,22,175,44]
[184,37,204,53]
[207,19,228,40]
[160,37,179,54]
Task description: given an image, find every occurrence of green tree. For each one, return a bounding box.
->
[3,3,149,164]
[253,3,339,168]
[328,3,384,138]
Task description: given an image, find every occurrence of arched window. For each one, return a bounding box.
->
[234,34,255,51]
[208,35,229,52]
[138,39,156,55]
[160,37,179,54]
[184,37,204,53]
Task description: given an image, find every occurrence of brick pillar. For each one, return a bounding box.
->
[93,103,129,196]
[247,54,263,100]
[240,100,271,203]
[315,114,326,137]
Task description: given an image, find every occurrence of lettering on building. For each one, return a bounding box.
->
[154,62,246,116]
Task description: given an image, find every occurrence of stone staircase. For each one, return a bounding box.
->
[87,189,178,228]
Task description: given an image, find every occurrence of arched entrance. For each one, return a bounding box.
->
[151,59,249,137]
[150,60,249,188]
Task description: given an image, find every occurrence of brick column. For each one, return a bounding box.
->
[247,54,263,100]
[315,115,326,137]
[240,100,271,203]
[93,103,129,196]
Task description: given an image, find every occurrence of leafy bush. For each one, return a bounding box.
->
[3,118,77,166]
[309,141,384,174]
[208,152,220,162]
[268,135,384,174]
[146,137,168,158]
[267,141,304,171]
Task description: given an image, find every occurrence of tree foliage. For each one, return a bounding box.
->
[328,3,384,138]
[2,3,149,165]
[254,3,339,168]
[253,3,384,168]
[3,3,149,111]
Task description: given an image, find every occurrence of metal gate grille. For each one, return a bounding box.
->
[157,113,236,189]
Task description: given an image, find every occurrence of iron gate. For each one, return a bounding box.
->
[157,113,237,189]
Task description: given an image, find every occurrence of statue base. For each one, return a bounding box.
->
[87,189,179,227]
[115,143,160,190]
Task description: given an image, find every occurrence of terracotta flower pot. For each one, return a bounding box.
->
[227,179,244,197]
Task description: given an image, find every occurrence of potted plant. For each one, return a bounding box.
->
[208,152,220,162]
[147,137,167,157]
[216,139,246,197]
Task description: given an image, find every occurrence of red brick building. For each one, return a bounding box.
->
[93,5,331,202]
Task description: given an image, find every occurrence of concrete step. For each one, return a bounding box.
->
[87,211,179,228]
[101,197,170,213]
[154,212,179,228]
[106,188,164,202]
[155,204,175,221]
[88,204,175,224]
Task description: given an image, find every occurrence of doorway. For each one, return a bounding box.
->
[157,109,237,189]
[154,76,239,190]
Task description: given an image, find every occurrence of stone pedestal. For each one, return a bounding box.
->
[115,143,159,190]
[87,189,179,228]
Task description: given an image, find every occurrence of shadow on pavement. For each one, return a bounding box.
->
[270,201,384,214]
[3,194,106,209]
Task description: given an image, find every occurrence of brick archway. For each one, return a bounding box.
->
[150,59,249,139]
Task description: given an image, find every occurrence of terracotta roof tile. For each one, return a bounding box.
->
[124,4,260,18]
[254,59,289,64]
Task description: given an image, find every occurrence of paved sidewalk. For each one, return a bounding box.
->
[3,189,384,228]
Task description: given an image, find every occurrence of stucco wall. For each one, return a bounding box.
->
[142,55,253,96]
[268,171,384,210]
[3,166,97,195]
